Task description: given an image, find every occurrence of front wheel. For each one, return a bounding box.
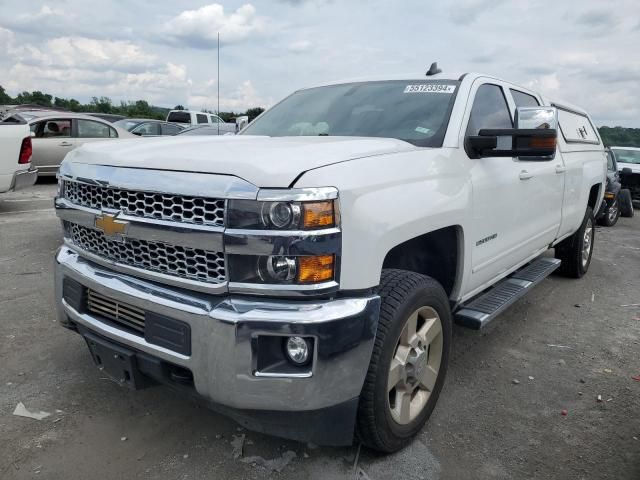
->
[356,270,452,453]
[555,206,595,278]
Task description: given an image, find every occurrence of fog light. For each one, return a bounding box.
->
[285,336,311,365]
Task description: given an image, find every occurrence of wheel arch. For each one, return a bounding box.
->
[381,225,464,299]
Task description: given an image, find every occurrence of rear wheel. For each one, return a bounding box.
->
[619,189,635,218]
[356,270,451,453]
[555,206,595,278]
[597,198,620,227]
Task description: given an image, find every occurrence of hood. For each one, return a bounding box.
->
[618,162,640,174]
[63,135,416,187]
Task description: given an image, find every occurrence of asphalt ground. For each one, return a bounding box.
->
[1,181,639,479]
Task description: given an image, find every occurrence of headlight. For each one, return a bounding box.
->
[228,199,336,230]
[228,254,335,285]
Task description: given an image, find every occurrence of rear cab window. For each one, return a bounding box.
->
[167,111,191,124]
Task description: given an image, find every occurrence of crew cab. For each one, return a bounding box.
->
[0,110,37,194]
[53,69,606,453]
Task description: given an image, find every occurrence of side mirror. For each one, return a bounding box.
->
[468,106,558,160]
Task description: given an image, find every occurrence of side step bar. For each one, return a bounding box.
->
[455,257,561,330]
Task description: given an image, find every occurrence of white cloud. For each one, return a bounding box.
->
[188,80,270,111]
[524,73,560,95]
[160,3,265,48]
[288,40,312,53]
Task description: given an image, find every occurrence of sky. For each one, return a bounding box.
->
[0,0,639,126]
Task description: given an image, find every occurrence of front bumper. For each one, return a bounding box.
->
[55,246,380,443]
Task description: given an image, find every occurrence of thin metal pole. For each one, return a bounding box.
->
[217,32,220,136]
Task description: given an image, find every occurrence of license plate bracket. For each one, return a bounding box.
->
[83,332,146,389]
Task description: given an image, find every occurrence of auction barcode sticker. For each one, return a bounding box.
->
[404,84,456,94]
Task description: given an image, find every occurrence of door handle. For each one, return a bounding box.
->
[555,165,567,174]
[59,141,73,147]
[519,170,534,180]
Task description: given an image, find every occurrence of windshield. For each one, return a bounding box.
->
[242,80,459,147]
[113,119,142,131]
[612,148,640,165]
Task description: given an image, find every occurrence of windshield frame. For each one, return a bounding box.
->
[241,79,461,147]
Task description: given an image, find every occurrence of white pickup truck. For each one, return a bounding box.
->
[0,110,37,193]
[166,110,240,133]
[54,69,605,452]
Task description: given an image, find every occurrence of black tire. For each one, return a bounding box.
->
[356,269,452,453]
[597,198,620,227]
[619,189,634,218]
[555,206,595,278]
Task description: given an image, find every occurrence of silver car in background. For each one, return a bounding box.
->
[21,111,135,176]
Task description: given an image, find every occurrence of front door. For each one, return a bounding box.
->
[465,82,563,294]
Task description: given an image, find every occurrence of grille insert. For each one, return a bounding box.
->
[63,181,225,227]
[88,290,145,334]
[68,223,226,284]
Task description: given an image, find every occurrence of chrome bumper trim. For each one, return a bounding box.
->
[224,227,341,256]
[55,247,379,411]
[11,167,38,191]
[257,187,338,202]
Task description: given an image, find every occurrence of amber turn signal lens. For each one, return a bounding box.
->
[529,136,556,149]
[303,201,335,229]
[298,255,334,283]
[604,192,615,199]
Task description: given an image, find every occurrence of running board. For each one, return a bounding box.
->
[455,257,561,330]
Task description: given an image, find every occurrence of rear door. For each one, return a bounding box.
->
[30,118,75,175]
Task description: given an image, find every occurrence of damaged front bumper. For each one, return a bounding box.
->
[54,246,380,445]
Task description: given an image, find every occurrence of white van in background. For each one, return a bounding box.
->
[166,110,238,134]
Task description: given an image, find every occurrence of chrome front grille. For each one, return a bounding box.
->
[68,223,226,284]
[87,289,145,334]
[63,180,225,227]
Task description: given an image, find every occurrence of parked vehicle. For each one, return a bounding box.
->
[27,112,134,176]
[87,113,126,123]
[113,118,184,136]
[53,69,606,452]
[166,110,238,134]
[175,125,230,136]
[0,110,37,193]
[611,146,640,213]
[596,149,622,226]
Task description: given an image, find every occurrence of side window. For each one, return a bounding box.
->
[76,119,113,138]
[37,119,71,138]
[161,123,181,135]
[465,84,513,137]
[209,115,220,124]
[133,123,159,136]
[557,108,600,144]
[196,114,208,124]
[510,89,540,108]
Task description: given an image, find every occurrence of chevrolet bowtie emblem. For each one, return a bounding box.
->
[95,213,128,237]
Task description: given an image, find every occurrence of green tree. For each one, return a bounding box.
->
[173,105,185,110]
[90,96,113,113]
[14,90,53,107]
[245,107,264,122]
[0,85,13,105]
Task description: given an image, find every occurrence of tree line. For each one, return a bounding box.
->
[1,85,638,144]
[0,85,265,123]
